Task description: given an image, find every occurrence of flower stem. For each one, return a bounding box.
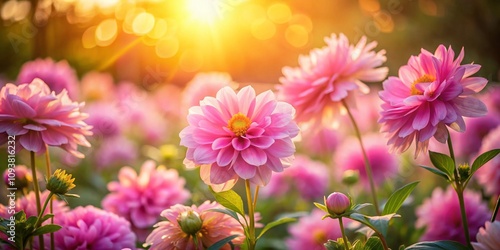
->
[342,100,380,215]
[492,195,500,222]
[245,180,256,250]
[45,147,55,250]
[338,218,350,250]
[34,192,54,228]
[30,151,45,249]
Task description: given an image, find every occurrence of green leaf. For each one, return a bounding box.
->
[471,149,500,174]
[352,239,364,250]
[429,151,455,178]
[419,165,449,180]
[207,235,240,250]
[349,213,399,238]
[364,236,384,250]
[40,214,54,223]
[209,187,245,216]
[325,239,344,250]
[257,217,296,240]
[352,203,372,212]
[32,224,62,236]
[209,208,246,227]
[383,181,419,215]
[314,202,328,213]
[404,240,469,250]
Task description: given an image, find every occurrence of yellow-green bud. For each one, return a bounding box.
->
[46,169,76,195]
[458,163,470,180]
[342,170,359,186]
[178,210,202,235]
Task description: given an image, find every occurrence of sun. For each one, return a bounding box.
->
[186,0,221,24]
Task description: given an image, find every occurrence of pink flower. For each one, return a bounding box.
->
[261,155,329,200]
[144,201,244,250]
[182,72,238,112]
[416,186,491,244]
[473,221,500,250]
[0,190,68,219]
[17,58,79,99]
[379,45,488,157]
[278,33,387,127]
[286,209,351,250]
[50,206,137,250]
[0,79,92,158]
[80,71,116,101]
[334,134,398,188]
[180,85,299,187]
[102,160,190,233]
[94,136,138,170]
[3,165,31,189]
[475,126,500,196]
[300,127,342,156]
[326,192,351,215]
[84,101,124,138]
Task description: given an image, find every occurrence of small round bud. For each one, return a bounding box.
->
[326,192,351,215]
[3,165,31,189]
[458,163,470,180]
[46,169,76,195]
[342,170,359,186]
[178,210,203,235]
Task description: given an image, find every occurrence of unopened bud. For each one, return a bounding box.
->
[342,170,359,186]
[3,165,31,189]
[178,210,203,235]
[458,163,470,180]
[46,169,76,195]
[326,192,351,215]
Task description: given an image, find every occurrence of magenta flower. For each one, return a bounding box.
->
[286,209,351,250]
[17,58,79,99]
[475,126,500,196]
[473,221,500,250]
[50,206,137,250]
[144,201,245,250]
[334,134,398,188]
[379,45,488,157]
[0,79,92,157]
[182,72,238,112]
[84,101,124,138]
[416,186,491,244]
[102,160,190,233]
[278,33,387,127]
[180,85,299,187]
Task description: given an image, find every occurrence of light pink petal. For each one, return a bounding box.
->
[233,156,257,179]
[193,145,218,164]
[41,130,69,145]
[217,147,237,166]
[237,85,256,117]
[12,99,37,118]
[232,137,251,151]
[250,136,274,149]
[267,138,295,158]
[241,147,267,166]
[212,137,232,150]
[460,77,487,94]
[250,166,273,186]
[265,155,284,172]
[454,97,487,117]
[19,131,45,153]
[23,124,46,131]
[412,103,430,130]
[208,163,239,185]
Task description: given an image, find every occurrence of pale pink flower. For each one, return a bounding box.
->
[17,58,79,99]
[154,84,183,119]
[379,45,488,157]
[334,134,398,188]
[84,101,124,138]
[416,186,491,244]
[102,160,190,233]
[182,72,238,112]
[144,201,244,250]
[94,136,138,170]
[475,126,500,196]
[286,209,351,250]
[80,71,116,101]
[278,33,387,127]
[49,206,137,250]
[180,85,299,187]
[300,127,342,156]
[473,221,500,250]
[0,79,92,157]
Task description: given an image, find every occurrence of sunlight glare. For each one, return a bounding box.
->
[186,0,220,24]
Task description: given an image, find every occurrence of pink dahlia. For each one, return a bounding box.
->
[473,221,500,250]
[49,205,137,250]
[0,79,92,157]
[278,33,387,127]
[379,45,488,157]
[182,72,238,112]
[84,101,124,138]
[416,186,491,244]
[144,201,244,250]
[17,58,79,99]
[334,134,398,188]
[300,127,342,156]
[102,160,190,233]
[180,85,299,187]
[286,209,351,250]
[475,126,500,196]
[94,136,138,170]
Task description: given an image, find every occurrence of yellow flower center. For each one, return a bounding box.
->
[312,230,327,244]
[227,113,251,137]
[410,74,435,95]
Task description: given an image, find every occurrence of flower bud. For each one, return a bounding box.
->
[342,170,359,186]
[3,165,31,189]
[46,169,76,195]
[326,192,351,215]
[178,210,203,235]
[458,163,470,181]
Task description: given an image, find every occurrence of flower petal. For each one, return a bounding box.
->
[241,147,267,166]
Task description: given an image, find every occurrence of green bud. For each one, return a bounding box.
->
[178,210,203,235]
[46,169,76,195]
[342,170,359,186]
[458,163,470,181]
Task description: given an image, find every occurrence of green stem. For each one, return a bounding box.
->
[492,195,499,222]
[338,218,350,250]
[245,180,256,250]
[34,193,54,228]
[45,147,55,250]
[30,151,45,249]
[342,100,380,215]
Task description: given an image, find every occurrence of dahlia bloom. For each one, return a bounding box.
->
[334,134,398,188]
[17,58,79,99]
[0,79,92,158]
[84,101,124,138]
[94,136,138,170]
[416,186,491,244]
[379,45,488,157]
[286,209,351,250]
[180,85,299,187]
[475,126,500,196]
[300,127,342,156]
[144,201,245,250]
[473,221,500,250]
[450,114,500,160]
[102,160,190,231]
[278,33,387,127]
[182,72,238,112]
[49,206,137,250]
